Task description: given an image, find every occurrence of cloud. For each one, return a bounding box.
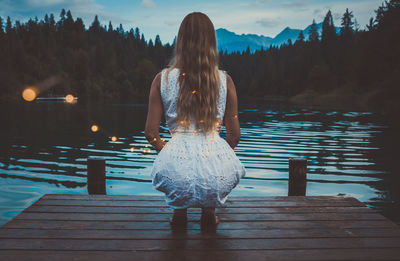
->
[164,20,178,26]
[333,12,342,21]
[312,8,326,20]
[27,0,68,7]
[247,0,271,7]
[256,17,280,27]
[141,0,155,8]
[0,0,131,28]
[281,0,308,9]
[313,8,322,15]
[0,0,102,17]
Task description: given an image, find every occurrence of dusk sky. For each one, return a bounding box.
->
[0,0,384,43]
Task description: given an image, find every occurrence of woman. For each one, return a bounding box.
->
[145,12,245,227]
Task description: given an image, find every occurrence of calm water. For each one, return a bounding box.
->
[0,100,399,226]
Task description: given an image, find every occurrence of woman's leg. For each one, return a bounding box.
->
[170,208,187,225]
[201,207,219,225]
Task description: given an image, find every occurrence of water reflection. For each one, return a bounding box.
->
[0,101,398,226]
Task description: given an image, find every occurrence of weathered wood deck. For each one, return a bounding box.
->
[0,194,399,260]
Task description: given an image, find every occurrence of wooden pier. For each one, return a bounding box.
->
[1,194,400,260]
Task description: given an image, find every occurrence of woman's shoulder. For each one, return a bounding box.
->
[222,72,235,94]
[159,67,179,81]
[162,67,179,74]
[218,69,233,86]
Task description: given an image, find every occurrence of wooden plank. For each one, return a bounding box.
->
[1,238,400,251]
[1,249,400,261]
[14,212,386,221]
[22,205,375,214]
[3,220,396,230]
[1,228,400,240]
[42,194,359,202]
[3,248,400,261]
[35,199,365,207]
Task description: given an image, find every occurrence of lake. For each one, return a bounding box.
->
[0,100,399,226]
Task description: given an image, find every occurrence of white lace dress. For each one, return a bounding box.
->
[150,68,246,209]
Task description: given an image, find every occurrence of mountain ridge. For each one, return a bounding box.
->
[216,22,340,53]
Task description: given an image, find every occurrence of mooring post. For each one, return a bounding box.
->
[87,157,106,195]
[288,158,307,196]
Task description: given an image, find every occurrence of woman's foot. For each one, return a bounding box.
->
[169,208,187,227]
[200,207,219,226]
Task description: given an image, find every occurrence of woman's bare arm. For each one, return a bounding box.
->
[144,72,166,153]
[223,73,241,149]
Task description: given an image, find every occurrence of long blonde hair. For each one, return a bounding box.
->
[167,12,220,133]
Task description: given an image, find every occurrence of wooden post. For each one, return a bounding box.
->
[87,157,106,195]
[288,158,307,196]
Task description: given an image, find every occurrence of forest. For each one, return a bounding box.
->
[0,0,399,114]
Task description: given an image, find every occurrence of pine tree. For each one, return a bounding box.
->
[58,9,66,29]
[340,8,354,37]
[354,19,360,32]
[308,19,319,42]
[6,16,12,34]
[134,27,140,39]
[117,23,124,34]
[321,10,336,44]
[60,9,66,19]
[89,15,101,33]
[49,14,55,28]
[108,21,113,32]
[64,10,74,30]
[375,0,400,31]
[297,30,305,42]
[366,17,376,31]
[245,46,250,55]
[0,17,4,36]
[155,35,162,48]
[375,3,386,26]
[74,17,85,32]
[171,36,177,47]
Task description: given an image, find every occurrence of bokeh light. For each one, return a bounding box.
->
[22,87,37,102]
[65,94,75,103]
[111,136,117,142]
[91,125,99,132]
[130,147,135,152]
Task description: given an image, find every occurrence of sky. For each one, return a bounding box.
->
[0,0,384,44]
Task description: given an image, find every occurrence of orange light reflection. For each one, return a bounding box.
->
[65,94,75,103]
[91,125,99,132]
[22,87,37,102]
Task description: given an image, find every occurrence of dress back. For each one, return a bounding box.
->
[160,68,227,134]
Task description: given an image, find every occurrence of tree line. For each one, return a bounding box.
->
[220,0,399,112]
[0,0,399,112]
[0,10,173,103]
